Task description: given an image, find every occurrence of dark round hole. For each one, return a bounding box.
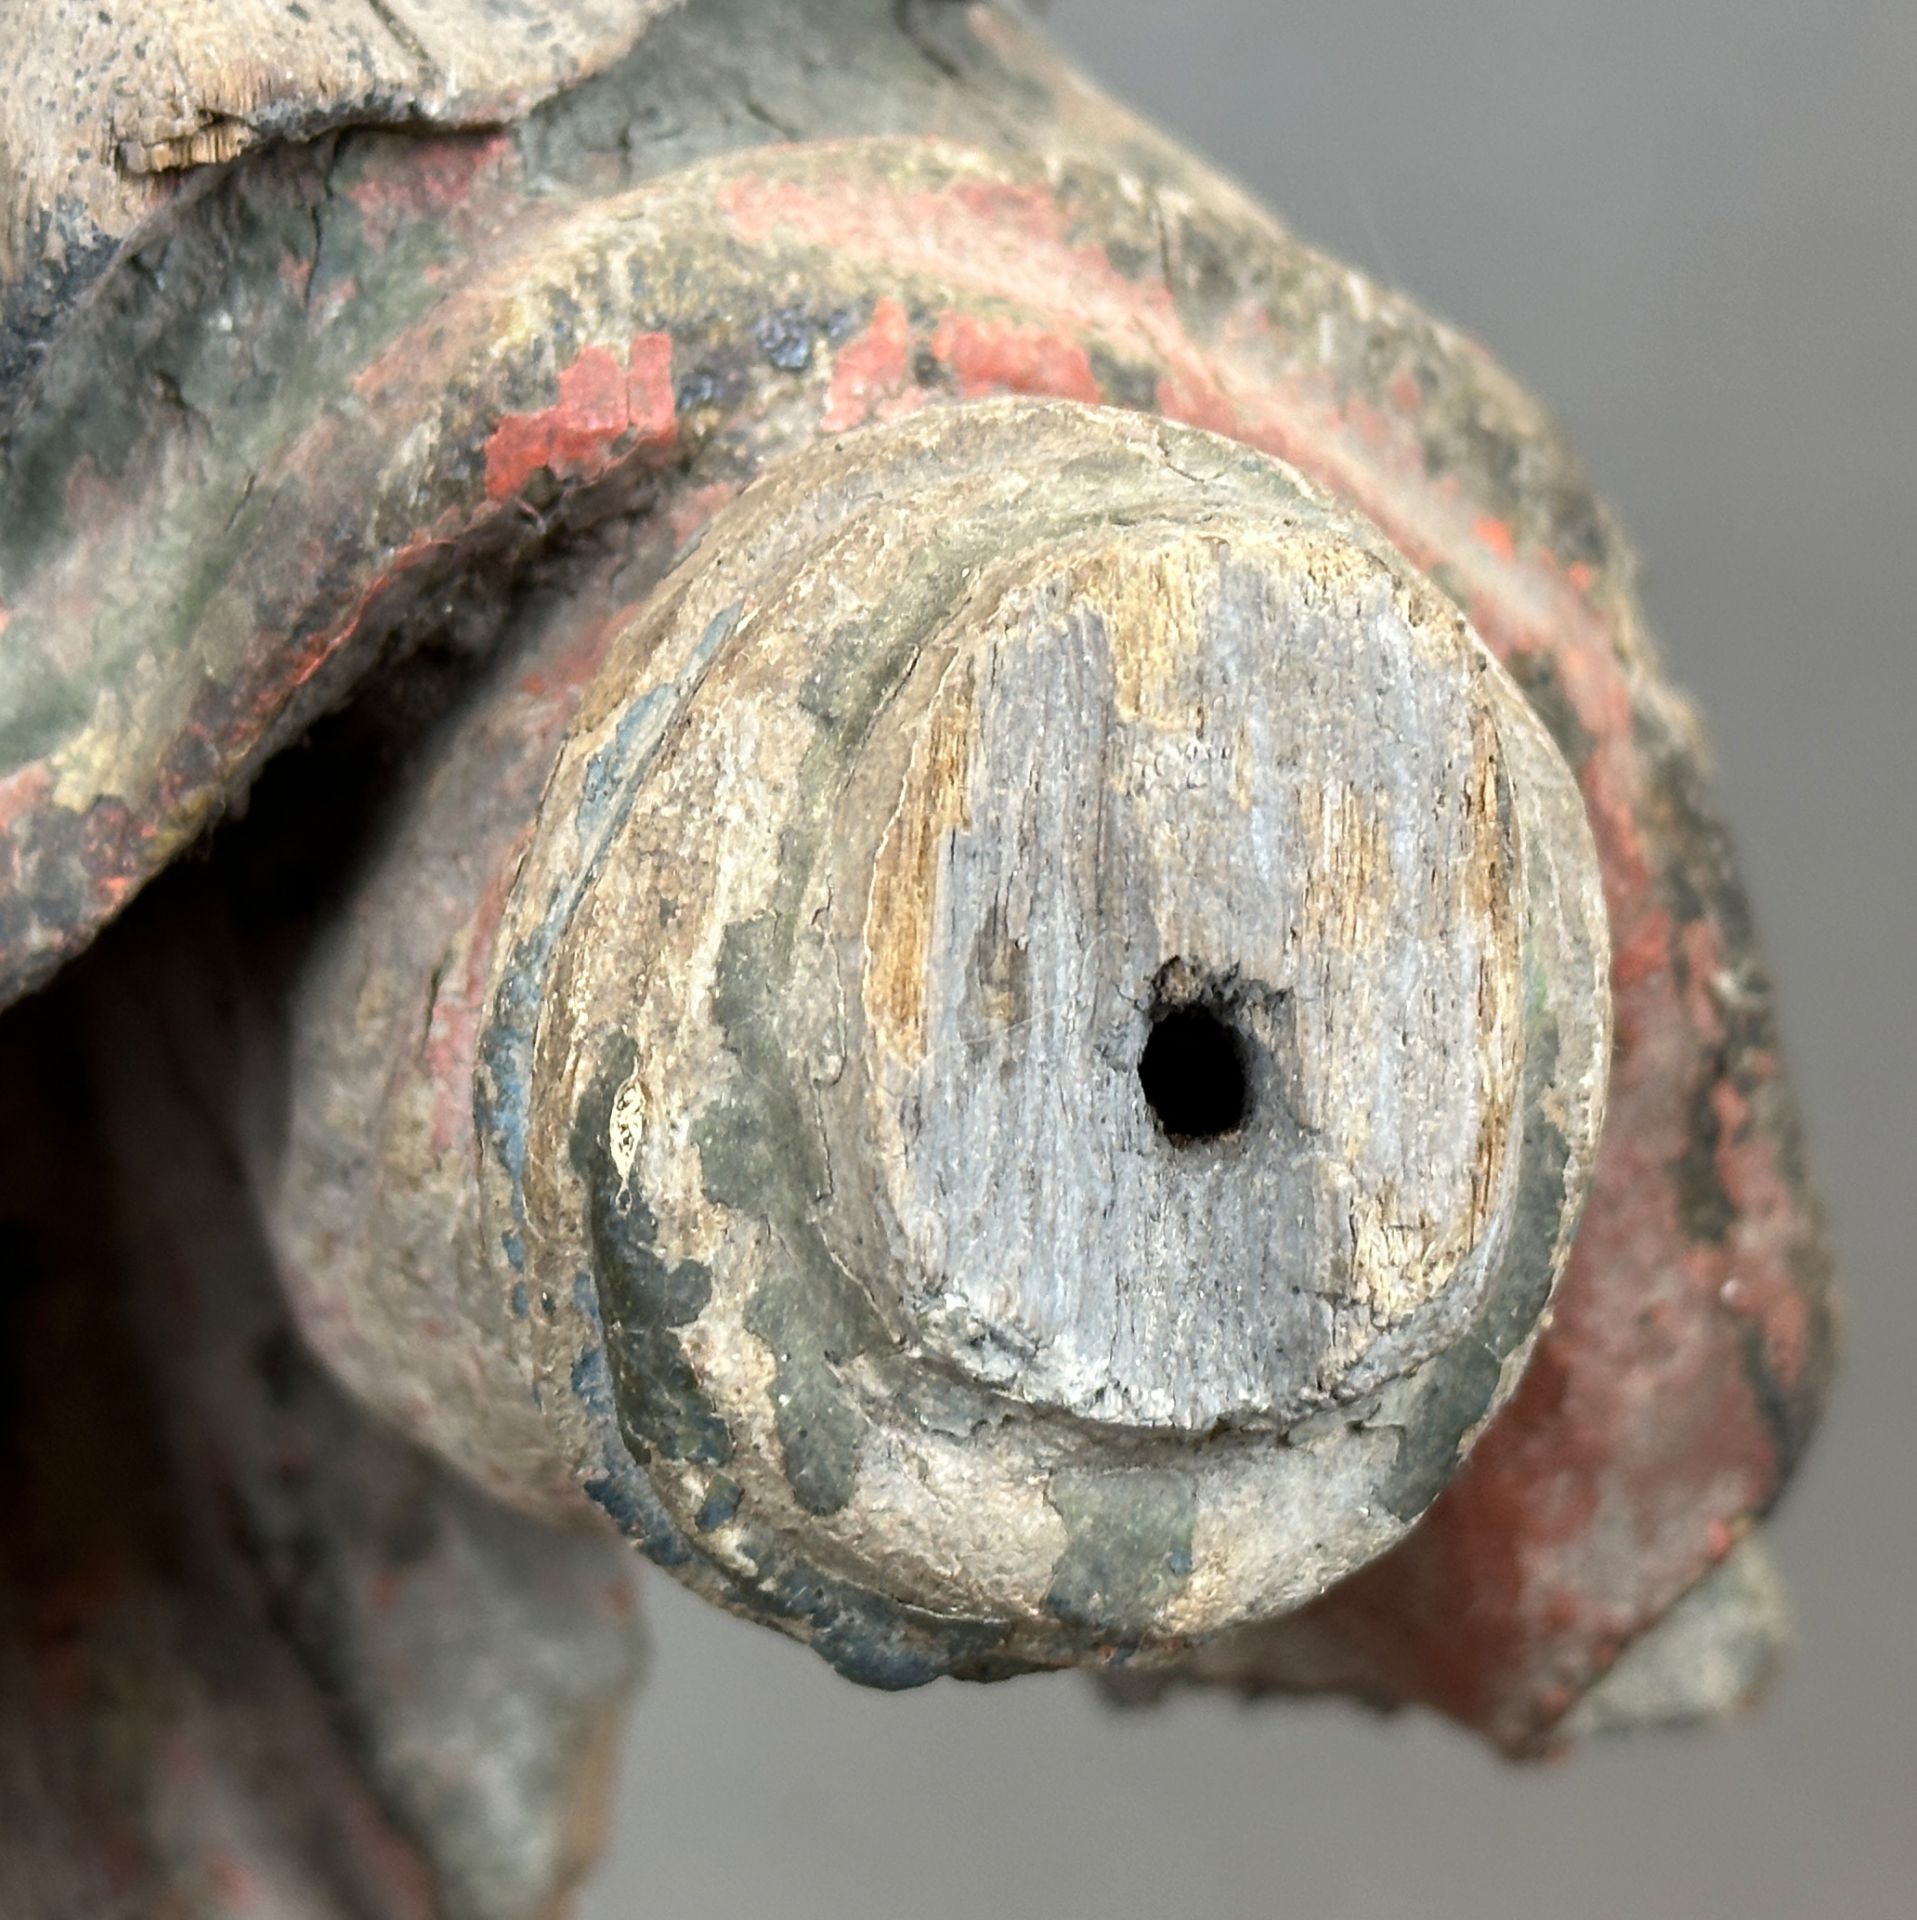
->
[1138,1004,1250,1142]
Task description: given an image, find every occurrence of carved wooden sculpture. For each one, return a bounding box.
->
[0,2,1835,1913]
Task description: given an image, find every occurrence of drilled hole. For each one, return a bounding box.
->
[1138,1003,1250,1143]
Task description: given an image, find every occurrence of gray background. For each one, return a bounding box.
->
[584,3,1915,1914]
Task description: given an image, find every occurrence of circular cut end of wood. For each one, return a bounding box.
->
[483,399,1610,1675]
[831,518,1524,1433]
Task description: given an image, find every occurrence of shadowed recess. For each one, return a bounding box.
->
[1138,1001,1250,1142]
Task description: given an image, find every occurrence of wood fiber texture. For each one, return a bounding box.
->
[0,0,680,419]
[0,0,1835,1765]
[273,396,1606,1685]
[856,531,1529,1434]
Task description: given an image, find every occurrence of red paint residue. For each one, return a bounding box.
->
[714,160,1601,716]
[1474,515,1519,563]
[484,333,678,503]
[594,157,1789,1756]
[423,856,522,1157]
[3,131,1826,1761]
[930,312,1100,404]
[823,297,913,433]
[1264,803,1827,1749]
[1152,363,1243,442]
[716,165,1178,350]
[346,132,515,250]
[1609,902,1675,993]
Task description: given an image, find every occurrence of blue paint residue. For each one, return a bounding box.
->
[570,1346,615,1417]
[584,1461,694,1567]
[475,944,542,1190]
[475,597,742,1298]
[676,367,722,411]
[572,1268,604,1331]
[695,1479,743,1532]
[578,689,675,838]
[754,306,816,372]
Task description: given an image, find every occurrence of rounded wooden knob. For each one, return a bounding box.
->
[476,398,1610,1677]
[830,516,1522,1438]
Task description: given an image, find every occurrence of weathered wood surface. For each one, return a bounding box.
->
[0,0,1835,1764]
[0,0,681,421]
[0,922,641,1920]
[1,0,1617,1013]
[272,398,1608,1679]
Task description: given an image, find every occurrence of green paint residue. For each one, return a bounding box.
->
[1044,1468,1197,1641]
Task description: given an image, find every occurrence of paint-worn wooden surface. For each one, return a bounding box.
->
[273,398,1606,1679]
[0,20,1836,1912]
[0,0,681,422]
